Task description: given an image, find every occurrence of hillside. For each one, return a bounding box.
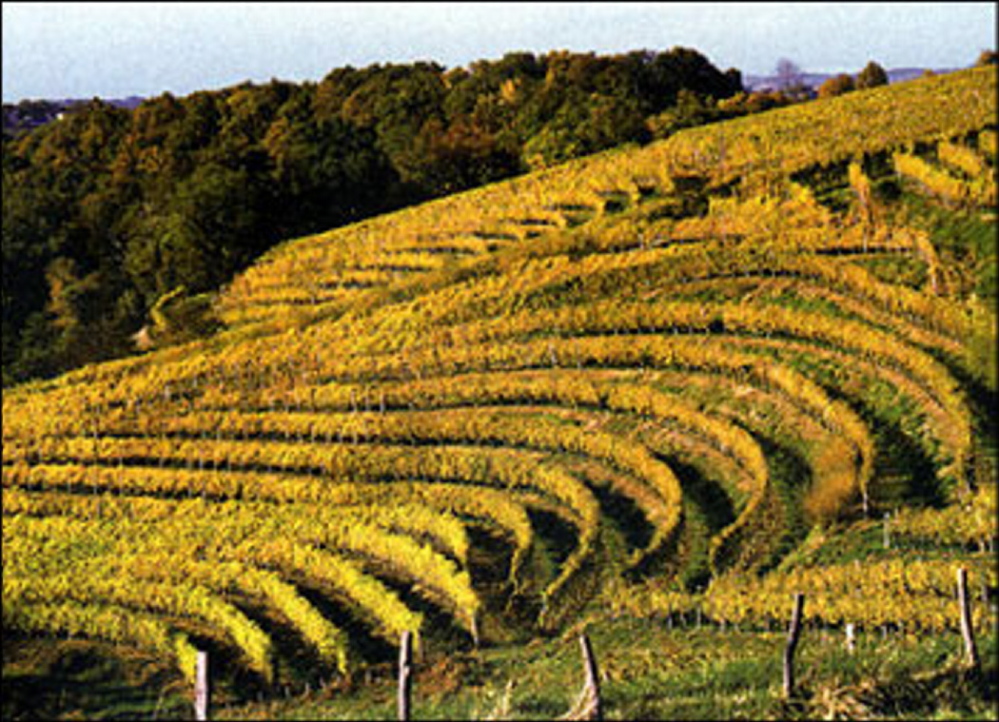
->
[1,96,144,136]
[2,48,743,387]
[3,65,997,719]
[742,66,948,91]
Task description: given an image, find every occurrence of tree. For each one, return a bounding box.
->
[775,58,803,90]
[774,58,810,101]
[645,47,742,109]
[647,89,721,139]
[975,50,998,66]
[717,90,793,117]
[817,73,855,99]
[405,117,520,194]
[856,61,889,89]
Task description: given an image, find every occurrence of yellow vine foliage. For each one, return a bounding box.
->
[3,65,996,685]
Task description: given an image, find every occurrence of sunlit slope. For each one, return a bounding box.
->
[215,66,995,328]
[3,66,996,693]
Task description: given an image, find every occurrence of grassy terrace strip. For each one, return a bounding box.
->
[615,553,999,633]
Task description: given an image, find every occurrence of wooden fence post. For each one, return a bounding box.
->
[398,630,413,722]
[845,622,856,654]
[194,650,209,721]
[565,633,601,720]
[470,612,480,650]
[957,568,980,671]
[783,593,805,699]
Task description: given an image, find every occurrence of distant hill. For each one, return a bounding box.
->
[743,67,953,91]
[2,95,144,135]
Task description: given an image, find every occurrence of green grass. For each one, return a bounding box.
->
[2,637,192,721]
[7,616,995,720]
[890,188,998,299]
[201,615,999,720]
[3,604,999,720]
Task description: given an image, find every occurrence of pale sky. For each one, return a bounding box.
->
[2,2,996,102]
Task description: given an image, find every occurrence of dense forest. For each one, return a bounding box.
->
[0,47,758,386]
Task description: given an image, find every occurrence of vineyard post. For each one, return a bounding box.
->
[882,511,891,550]
[566,633,601,720]
[398,630,413,722]
[845,622,856,654]
[90,416,98,496]
[957,568,980,672]
[471,612,480,649]
[194,650,209,721]
[783,593,805,699]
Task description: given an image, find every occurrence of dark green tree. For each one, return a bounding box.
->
[856,61,889,89]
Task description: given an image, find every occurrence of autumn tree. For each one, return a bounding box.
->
[975,50,998,66]
[817,73,855,99]
[856,61,889,89]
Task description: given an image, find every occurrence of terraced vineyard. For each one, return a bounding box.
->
[4,66,997,712]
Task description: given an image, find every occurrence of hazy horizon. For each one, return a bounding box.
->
[3,2,996,103]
